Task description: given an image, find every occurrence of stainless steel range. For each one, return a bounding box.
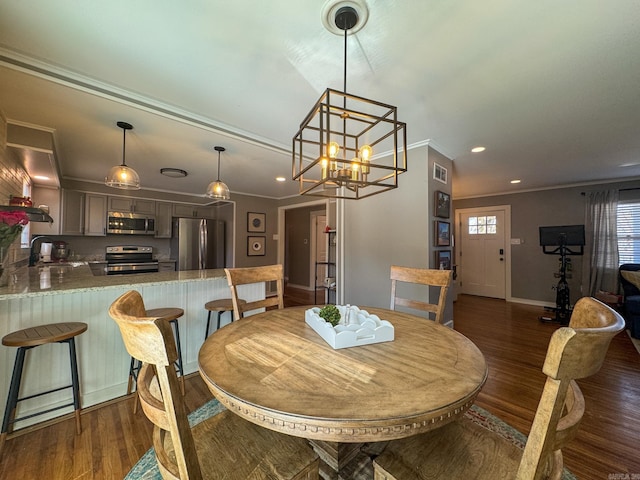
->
[105,246,159,275]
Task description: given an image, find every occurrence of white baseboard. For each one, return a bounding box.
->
[509,297,555,308]
[286,283,313,291]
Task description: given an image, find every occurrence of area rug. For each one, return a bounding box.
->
[125,399,577,479]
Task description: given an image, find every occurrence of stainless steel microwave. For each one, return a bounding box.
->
[107,211,156,235]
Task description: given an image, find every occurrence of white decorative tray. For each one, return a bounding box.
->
[305,305,394,349]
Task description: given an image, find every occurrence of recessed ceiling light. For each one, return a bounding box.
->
[510,179,521,184]
[33,175,50,180]
[160,168,188,178]
[276,176,286,182]
[471,146,486,153]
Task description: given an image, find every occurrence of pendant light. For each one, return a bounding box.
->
[292,2,407,200]
[105,121,141,190]
[205,146,230,199]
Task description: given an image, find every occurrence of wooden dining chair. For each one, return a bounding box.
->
[224,264,284,321]
[373,296,625,480]
[109,290,319,480]
[389,265,452,324]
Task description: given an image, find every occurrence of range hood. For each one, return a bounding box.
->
[0,205,54,223]
[6,123,61,188]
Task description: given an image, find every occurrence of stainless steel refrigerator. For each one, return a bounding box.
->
[170,218,225,271]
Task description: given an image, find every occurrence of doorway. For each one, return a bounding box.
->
[455,205,511,300]
[277,200,330,302]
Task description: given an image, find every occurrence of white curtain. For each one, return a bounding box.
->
[584,190,619,295]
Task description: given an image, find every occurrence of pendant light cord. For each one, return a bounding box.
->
[341,20,349,162]
[217,151,221,182]
[121,126,127,167]
[343,25,348,94]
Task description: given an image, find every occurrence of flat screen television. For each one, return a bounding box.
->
[539,225,585,247]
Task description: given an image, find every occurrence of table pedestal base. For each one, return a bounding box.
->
[309,440,362,479]
[308,440,389,479]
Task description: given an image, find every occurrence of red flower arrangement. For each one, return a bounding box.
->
[0,210,30,251]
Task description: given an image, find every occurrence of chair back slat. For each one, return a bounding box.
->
[543,297,625,381]
[390,265,452,324]
[225,264,284,321]
[552,379,585,451]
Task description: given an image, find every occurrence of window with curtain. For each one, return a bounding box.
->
[617,200,640,265]
[584,189,619,296]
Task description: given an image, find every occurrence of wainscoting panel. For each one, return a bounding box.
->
[0,278,264,430]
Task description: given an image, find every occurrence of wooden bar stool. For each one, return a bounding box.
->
[204,298,246,339]
[1,322,87,454]
[127,307,184,411]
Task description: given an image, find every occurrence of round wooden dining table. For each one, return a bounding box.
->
[198,306,487,477]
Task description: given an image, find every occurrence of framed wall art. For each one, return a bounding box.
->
[435,190,450,218]
[435,250,452,270]
[433,163,448,184]
[247,212,266,233]
[247,236,266,256]
[435,220,451,247]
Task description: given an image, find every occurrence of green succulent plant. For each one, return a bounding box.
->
[318,304,341,326]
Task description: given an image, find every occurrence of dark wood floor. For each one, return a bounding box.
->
[0,293,638,479]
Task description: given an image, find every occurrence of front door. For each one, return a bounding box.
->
[458,208,507,299]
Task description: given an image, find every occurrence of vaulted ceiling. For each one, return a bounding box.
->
[1,1,639,200]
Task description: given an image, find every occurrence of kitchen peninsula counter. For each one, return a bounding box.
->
[0,263,264,431]
[0,262,227,299]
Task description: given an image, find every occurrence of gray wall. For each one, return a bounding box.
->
[428,149,454,324]
[343,145,453,321]
[232,193,278,268]
[454,178,640,304]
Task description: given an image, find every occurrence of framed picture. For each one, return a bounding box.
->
[435,220,451,247]
[247,212,266,233]
[436,250,452,270]
[435,190,450,218]
[247,236,266,256]
[433,163,448,184]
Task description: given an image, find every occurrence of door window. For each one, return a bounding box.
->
[468,216,497,235]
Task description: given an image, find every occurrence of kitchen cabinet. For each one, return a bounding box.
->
[84,194,107,236]
[108,197,155,215]
[61,190,85,235]
[59,190,106,236]
[155,202,173,238]
[30,186,62,235]
[173,204,214,218]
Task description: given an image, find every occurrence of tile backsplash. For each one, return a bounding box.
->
[0,111,32,270]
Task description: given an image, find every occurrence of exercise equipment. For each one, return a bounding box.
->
[539,225,585,325]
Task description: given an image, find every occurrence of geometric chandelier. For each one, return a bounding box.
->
[292,4,407,200]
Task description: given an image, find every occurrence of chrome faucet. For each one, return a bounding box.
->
[29,235,53,267]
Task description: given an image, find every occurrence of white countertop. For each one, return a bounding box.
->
[0,263,226,299]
